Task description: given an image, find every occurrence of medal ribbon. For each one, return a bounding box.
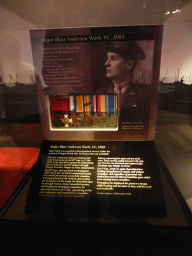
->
[62,98,69,111]
[93,95,97,113]
[84,95,91,115]
[76,95,83,113]
[100,95,106,114]
[91,95,97,114]
[50,96,68,111]
[90,95,93,113]
[88,95,91,114]
[108,95,116,117]
[69,95,75,111]
[97,95,101,116]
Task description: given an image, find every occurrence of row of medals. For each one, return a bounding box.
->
[61,112,117,128]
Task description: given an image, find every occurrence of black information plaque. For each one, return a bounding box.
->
[25,141,166,219]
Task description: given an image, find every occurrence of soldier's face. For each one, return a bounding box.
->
[105,52,129,79]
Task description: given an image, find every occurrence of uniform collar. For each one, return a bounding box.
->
[113,78,132,94]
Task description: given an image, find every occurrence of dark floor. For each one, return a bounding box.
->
[155,110,192,212]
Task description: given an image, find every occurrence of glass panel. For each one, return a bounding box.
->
[1,0,192,221]
[0,4,42,149]
[156,1,192,213]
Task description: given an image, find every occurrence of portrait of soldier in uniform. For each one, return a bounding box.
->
[97,41,151,126]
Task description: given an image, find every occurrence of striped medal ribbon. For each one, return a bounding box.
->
[69,95,76,112]
[100,95,107,115]
[91,95,97,114]
[76,95,84,114]
[108,94,117,117]
[84,95,91,115]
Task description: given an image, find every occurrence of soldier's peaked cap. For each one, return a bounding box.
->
[104,41,146,61]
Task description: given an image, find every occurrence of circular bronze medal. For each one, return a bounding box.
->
[109,115,117,127]
[85,115,93,127]
[93,115,101,127]
[79,117,86,127]
[100,115,109,127]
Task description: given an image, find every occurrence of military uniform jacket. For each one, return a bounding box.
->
[97,81,151,123]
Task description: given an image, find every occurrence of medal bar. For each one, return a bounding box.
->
[49,94,118,129]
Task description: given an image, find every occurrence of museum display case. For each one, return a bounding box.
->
[0,0,192,254]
